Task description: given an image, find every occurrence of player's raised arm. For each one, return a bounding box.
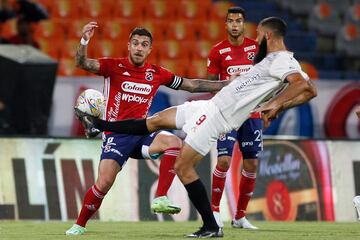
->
[75,22,100,74]
[256,72,317,128]
[177,77,230,93]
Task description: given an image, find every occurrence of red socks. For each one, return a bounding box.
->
[211,165,227,212]
[76,185,106,227]
[235,169,256,219]
[155,148,179,197]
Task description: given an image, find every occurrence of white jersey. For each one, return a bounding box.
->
[212,51,309,130]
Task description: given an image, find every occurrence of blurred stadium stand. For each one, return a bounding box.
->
[1,0,360,80]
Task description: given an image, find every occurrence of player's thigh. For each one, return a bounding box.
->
[97,158,121,186]
[148,131,182,154]
[237,118,263,159]
[147,106,178,131]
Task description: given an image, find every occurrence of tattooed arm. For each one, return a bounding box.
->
[178,77,230,93]
[75,21,100,74]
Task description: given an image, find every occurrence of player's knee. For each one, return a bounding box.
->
[217,156,231,170]
[163,135,182,149]
[243,158,258,172]
[96,176,115,193]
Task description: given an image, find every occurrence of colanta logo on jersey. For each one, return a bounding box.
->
[121,81,152,95]
[227,64,253,75]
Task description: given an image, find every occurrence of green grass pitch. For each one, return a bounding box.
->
[1,221,360,239]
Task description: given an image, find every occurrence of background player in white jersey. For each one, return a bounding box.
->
[66,22,230,236]
[207,7,260,230]
[77,17,317,238]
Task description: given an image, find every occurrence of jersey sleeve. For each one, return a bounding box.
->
[98,58,113,78]
[269,54,304,81]
[207,47,221,75]
[159,66,183,90]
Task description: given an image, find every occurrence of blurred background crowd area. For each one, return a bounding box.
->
[0,0,360,80]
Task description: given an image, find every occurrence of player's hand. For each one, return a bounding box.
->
[82,22,98,41]
[253,103,282,129]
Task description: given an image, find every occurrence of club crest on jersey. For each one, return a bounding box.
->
[145,71,153,81]
[247,52,255,60]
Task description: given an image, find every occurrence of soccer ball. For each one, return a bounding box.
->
[75,89,105,118]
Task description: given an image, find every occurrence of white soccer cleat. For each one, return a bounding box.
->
[65,224,86,235]
[353,196,360,220]
[231,217,258,229]
[213,211,224,228]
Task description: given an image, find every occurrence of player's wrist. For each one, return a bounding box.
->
[80,37,90,46]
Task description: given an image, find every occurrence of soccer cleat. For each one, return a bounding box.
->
[231,217,258,229]
[150,196,181,214]
[185,226,224,238]
[65,224,86,235]
[74,108,100,138]
[353,196,360,220]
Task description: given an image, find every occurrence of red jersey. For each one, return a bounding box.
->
[207,37,258,80]
[98,57,182,122]
[207,37,259,118]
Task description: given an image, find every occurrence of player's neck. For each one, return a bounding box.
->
[267,39,287,53]
[128,56,145,68]
[227,35,244,46]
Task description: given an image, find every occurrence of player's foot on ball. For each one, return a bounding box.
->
[231,216,258,229]
[185,226,223,238]
[65,224,86,235]
[150,196,181,214]
[74,108,100,138]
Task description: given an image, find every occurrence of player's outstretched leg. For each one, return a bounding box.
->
[65,224,86,235]
[151,196,181,214]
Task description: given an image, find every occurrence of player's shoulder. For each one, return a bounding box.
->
[147,62,170,74]
[211,39,230,51]
[243,37,258,49]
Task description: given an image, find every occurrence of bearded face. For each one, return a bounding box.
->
[254,37,267,64]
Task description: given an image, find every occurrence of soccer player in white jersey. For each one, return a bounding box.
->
[76,17,317,238]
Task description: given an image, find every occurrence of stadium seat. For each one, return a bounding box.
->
[135,20,167,41]
[60,38,82,58]
[158,40,191,60]
[34,19,65,41]
[285,31,317,52]
[177,0,210,20]
[189,40,213,59]
[284,0,316,16]
[299,61,318,80]
[209,0,234,20]
[336,23,360,57]
[50,0,81,19]
[198,20,226,42]
[37,38,61,59]
[89,39,120,58]
[58,57,88,76]
[165,20,198,41]
[0,18,17,39]
[113,0,146,20]
[319,0,351,16]
[158,58,189,76]
[32,0,52,12]
[101,19,132,41]
[187,57,208,78]
[82,0,113,19]
[308,3,341,36]
[145,0,177,20]
[344,3,360,24]
[244,22,257,39]
[67,18,93,39]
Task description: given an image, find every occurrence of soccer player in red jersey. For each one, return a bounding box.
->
[207,7,260,230]
[66,22,229,235]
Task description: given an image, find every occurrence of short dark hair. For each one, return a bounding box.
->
[260,17,287,37]
[129,27,153,44]
[227,7,246,19]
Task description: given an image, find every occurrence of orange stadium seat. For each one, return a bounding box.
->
[101,19,132,41]
[177,0,211,20]
[58,57,88,76]
[159,58,190,76]
[82,0,113,18]
[209,1,235,20]
[34,19,65,41]
[166,20,198,41]
[37,38,62,59]
[158,40,191,60]
[189,40,213,59]
[244,22,257,40]
[0,19,17,39]
[67,18,94,39]
[198,20,226,42]
[50,0,81,19]
[135,20,167,41]
[300,61,319,80]
[113,0,146,20]
[60,38,82,58]
[187,57,208,78]
[89,39,126,58]
[145,0,177,20]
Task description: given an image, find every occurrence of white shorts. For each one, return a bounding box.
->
[176,100,232,156]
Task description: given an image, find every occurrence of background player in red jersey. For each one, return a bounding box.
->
[207,7,260,230]
[66,22,229,235]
